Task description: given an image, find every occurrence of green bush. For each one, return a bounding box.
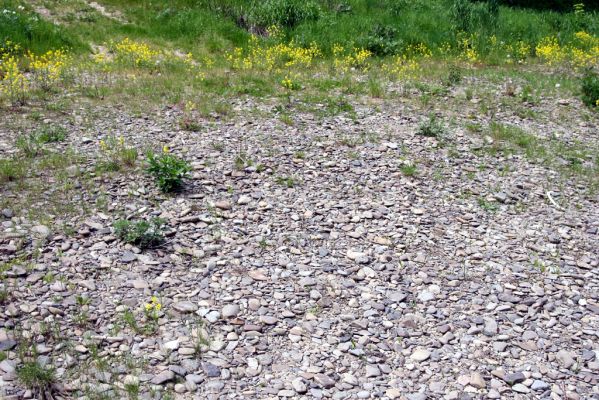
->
[581,70,599,108]
[113,218,165,249]
[145,149,191,192]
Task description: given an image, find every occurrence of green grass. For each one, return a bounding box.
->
[16,361,55,392]
[0,0,86,54]
[4,0,597,62]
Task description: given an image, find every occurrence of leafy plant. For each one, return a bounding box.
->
[113,218,165,249]
[37,125,67,143]
[581,69,599,108]
[146,149,191,192]
[418,114,445,138]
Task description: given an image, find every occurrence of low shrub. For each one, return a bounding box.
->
[113,218,165,249]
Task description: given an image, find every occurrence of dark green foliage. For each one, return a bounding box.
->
[145,150,191,192]
[581,70,599,108]
[359,24,401,56]
[444,65,463,86]
[113,218,165,249]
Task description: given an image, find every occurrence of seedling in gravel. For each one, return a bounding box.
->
[146,148,191,192]
[400,163,417,177]
[276,175,298,188]
[0,351,7,362]
[189,317,211,358]
[478,197,499,212]
[294,151,306,159]
[417,114,445,138]
[113,218,165,249]
[234,151,253,170]
[121,309,140,333]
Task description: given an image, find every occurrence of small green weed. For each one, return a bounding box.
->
[478,197,499,212]
[113,218,165,249]
[275,175,298,188]
[146,149,191,192]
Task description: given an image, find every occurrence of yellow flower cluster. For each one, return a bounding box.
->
[266,25,284,40]
[1,58,27,104]
[183,52,206,80]
[535,32,599,68]
[281,75,301,91]
[112,38,160,67]
[145,296,162,313]
[333,44,372,73]
[457,34,479,63]
[0,41,27,104]
[406,43,432,59]
[382,55,421,80]
[26,49,70,91]
[92,52,113,73]
[535,36,566,65]
[227,36,321,71]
